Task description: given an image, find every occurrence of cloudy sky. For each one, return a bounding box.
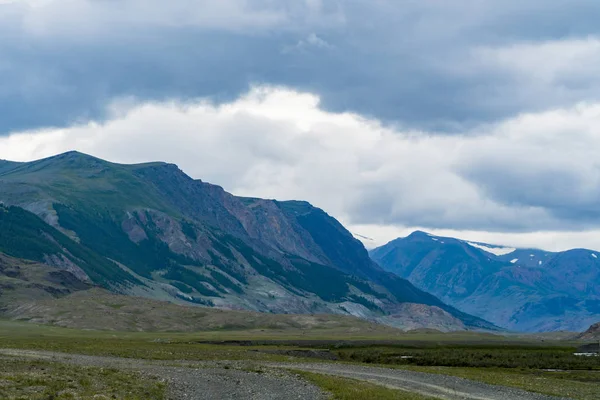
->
[1,0,600,251]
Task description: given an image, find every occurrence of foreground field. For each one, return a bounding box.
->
[396,366,600,400]
[0,357,165,400]
[0,320,598,399]
[0,349,569,400]
[287,371,436,399]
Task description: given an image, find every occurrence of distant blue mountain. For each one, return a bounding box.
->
[370,231,600,332]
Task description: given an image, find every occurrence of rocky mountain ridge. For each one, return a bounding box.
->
[371,231,600,332]
[0,152,495,331]
[578,322,600,340]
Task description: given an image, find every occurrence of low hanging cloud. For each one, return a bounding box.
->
[2,86,600,248]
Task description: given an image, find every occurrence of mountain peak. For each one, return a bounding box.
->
[406,230,433,238]
[31,151,109,169]
[16,152,179,174]
[59,150,88,157]
[50,150,100,161]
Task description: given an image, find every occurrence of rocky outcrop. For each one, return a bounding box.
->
[578,322,600,340]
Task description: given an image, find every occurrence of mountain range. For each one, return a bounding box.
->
[370,231,600,332]
[0,151,495,332]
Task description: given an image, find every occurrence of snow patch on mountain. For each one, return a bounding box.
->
[466,242,516,256]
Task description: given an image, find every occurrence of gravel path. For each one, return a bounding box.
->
[0,349,574,400]
[272,362,572,400]
[0,349,325,400]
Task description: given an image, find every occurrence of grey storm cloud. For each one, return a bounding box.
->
[3,0,600,249]
[1,0,600,134]
[3,87,600,235]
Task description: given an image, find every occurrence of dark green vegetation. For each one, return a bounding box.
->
[0,151,495,331]
[295,371,436,400]
[335,345,600,370]
[0,357,165,400]
[0,205,137,287]
[371,231,600,332]
[54,204,185,279]
[330,343,600,399]
[163,266,222,297]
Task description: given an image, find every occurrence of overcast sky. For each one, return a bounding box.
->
[1,0,600,251]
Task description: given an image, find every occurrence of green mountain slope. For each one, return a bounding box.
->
[0,151,495,331]
[0,205,137,287]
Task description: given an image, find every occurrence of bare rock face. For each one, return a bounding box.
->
[224,198,329,265]
[578,322,600,340]
[121,214,148,243]
[43,254,92,283]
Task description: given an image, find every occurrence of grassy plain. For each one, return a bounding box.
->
[395,365,600,400]
[295,371,437,400]
[0,356,165,400]
[1,320,599,399]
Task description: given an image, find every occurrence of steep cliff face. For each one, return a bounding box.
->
[0,152,495,331]
[578,322,600,340]
[371,231,600,332]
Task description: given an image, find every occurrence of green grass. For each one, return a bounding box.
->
[335,345,600,370]
[0,320,522,364]
[394,365,600,400]
[0,356,165,399]
[1,320,599,399]
[332,344,600,399]
[0,321,307,362]
[295,371,436,400]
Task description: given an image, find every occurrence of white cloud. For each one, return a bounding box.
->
[470,37,600,112]
[349,224,600,252]
[283,32,333,53]
[5,0,343,37]
[3,86,600,251]
[476,37,600,84]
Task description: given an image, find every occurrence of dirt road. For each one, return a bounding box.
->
[273,362,571,400]
[0,349,572,400]
[0,349,325,400]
